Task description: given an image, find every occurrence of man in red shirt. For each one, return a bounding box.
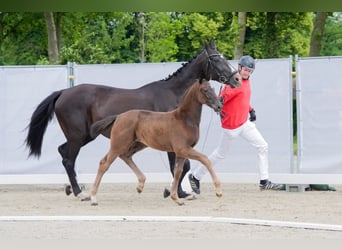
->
[188,55,284,194]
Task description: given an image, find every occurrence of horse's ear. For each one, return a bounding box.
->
[210,39,216,49]
[205,39,216,51]
[199,78,207,84]
[204,40,209,50]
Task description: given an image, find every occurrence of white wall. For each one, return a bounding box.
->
[0,59,294,183]
[296,56,342,174]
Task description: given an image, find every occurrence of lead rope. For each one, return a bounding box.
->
[200,83,223,152]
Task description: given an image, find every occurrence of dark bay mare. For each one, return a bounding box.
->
[89,79,223,206]
[25,40,241,200]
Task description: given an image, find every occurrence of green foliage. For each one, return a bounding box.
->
[144,12,182,62]
[59,12,134,64]
[0,13,47,65]
[1,12,342,66]
[244,12,313,59]
[321,13,342,56]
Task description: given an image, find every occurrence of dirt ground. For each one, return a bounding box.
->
[0,182,342,240]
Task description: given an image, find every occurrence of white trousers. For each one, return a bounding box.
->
[191,120,269,181]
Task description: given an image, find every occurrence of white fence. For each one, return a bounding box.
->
[296,56,342,174]
[1,57,341,184]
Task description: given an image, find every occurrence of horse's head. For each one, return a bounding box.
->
[204,40,242,88]
[198,79,222,113]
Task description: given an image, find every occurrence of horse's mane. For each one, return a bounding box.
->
[162,49,204,81]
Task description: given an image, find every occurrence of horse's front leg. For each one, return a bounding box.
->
[170,157,185,206]
[90,152,117,205]
[185,148,222,198]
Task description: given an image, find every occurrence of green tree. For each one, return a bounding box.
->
[60,12,133,64]
[175,12,229,61]
[310,12,330,56]
[244,12,313,59]
[144,12,182,62]
[321,12,342,56]
[44,12,59,64]
[0,12,47,65]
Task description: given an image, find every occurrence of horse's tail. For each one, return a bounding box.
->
[25,91,63,158]
[90,115,117,138]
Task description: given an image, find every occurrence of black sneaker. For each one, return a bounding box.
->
[188,174,200,194]
[163,188,193,199]
[259,180,285,191]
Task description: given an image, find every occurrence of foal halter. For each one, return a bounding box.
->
[205,50,238,85]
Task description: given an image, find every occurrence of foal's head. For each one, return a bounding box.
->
[197,79,222,113]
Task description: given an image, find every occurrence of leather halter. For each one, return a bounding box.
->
[205,50,238,85]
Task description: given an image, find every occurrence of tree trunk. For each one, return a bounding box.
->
[309,12,328,56]
[55,12,63,54]
[44,12,59,64]
[138,12,145,63]
[265,12,278,58]
[234,12,246,60]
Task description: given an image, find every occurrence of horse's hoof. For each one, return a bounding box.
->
[216,192,223,198]
[184,194,197,200]
[163,188,171,198]
[176,200,185,206]
[81,196,91,201]
[77,192,91,201]
[64,185,72,196]
[90,197,98,206]
[136,187,143,193]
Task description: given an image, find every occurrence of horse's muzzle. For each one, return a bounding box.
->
[213,103,222,113]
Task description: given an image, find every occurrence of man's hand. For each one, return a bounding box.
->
[249,109,256,122]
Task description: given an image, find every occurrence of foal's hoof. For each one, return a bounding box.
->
[175,199,185,206]
[90,197,98,206]
[216,192,223,198]
[77,192,91,201]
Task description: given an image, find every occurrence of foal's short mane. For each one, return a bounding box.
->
[162,50,202,81]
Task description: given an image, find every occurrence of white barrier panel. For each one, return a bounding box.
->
[74,59,293,176]
[0,66,68,174]
[296,56,342,173]
[0,59,293,183]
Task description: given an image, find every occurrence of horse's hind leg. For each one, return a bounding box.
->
[90,152,118,206]
[120,155,146,193]
[58,142,89,201]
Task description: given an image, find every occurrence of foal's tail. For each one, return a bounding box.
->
[25,91,63,157]
[90,115,117,138]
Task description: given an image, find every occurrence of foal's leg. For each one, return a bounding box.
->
[170,157,186,206]
[90,152,118,205]
[120,155,146,193]
[167,152,190,198]
[182,148,222,197]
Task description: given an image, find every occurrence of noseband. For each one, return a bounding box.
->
[205,50,238,85]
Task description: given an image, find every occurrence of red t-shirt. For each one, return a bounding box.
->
[219,79,253,129]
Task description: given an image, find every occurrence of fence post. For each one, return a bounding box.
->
[67,61,75,88]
